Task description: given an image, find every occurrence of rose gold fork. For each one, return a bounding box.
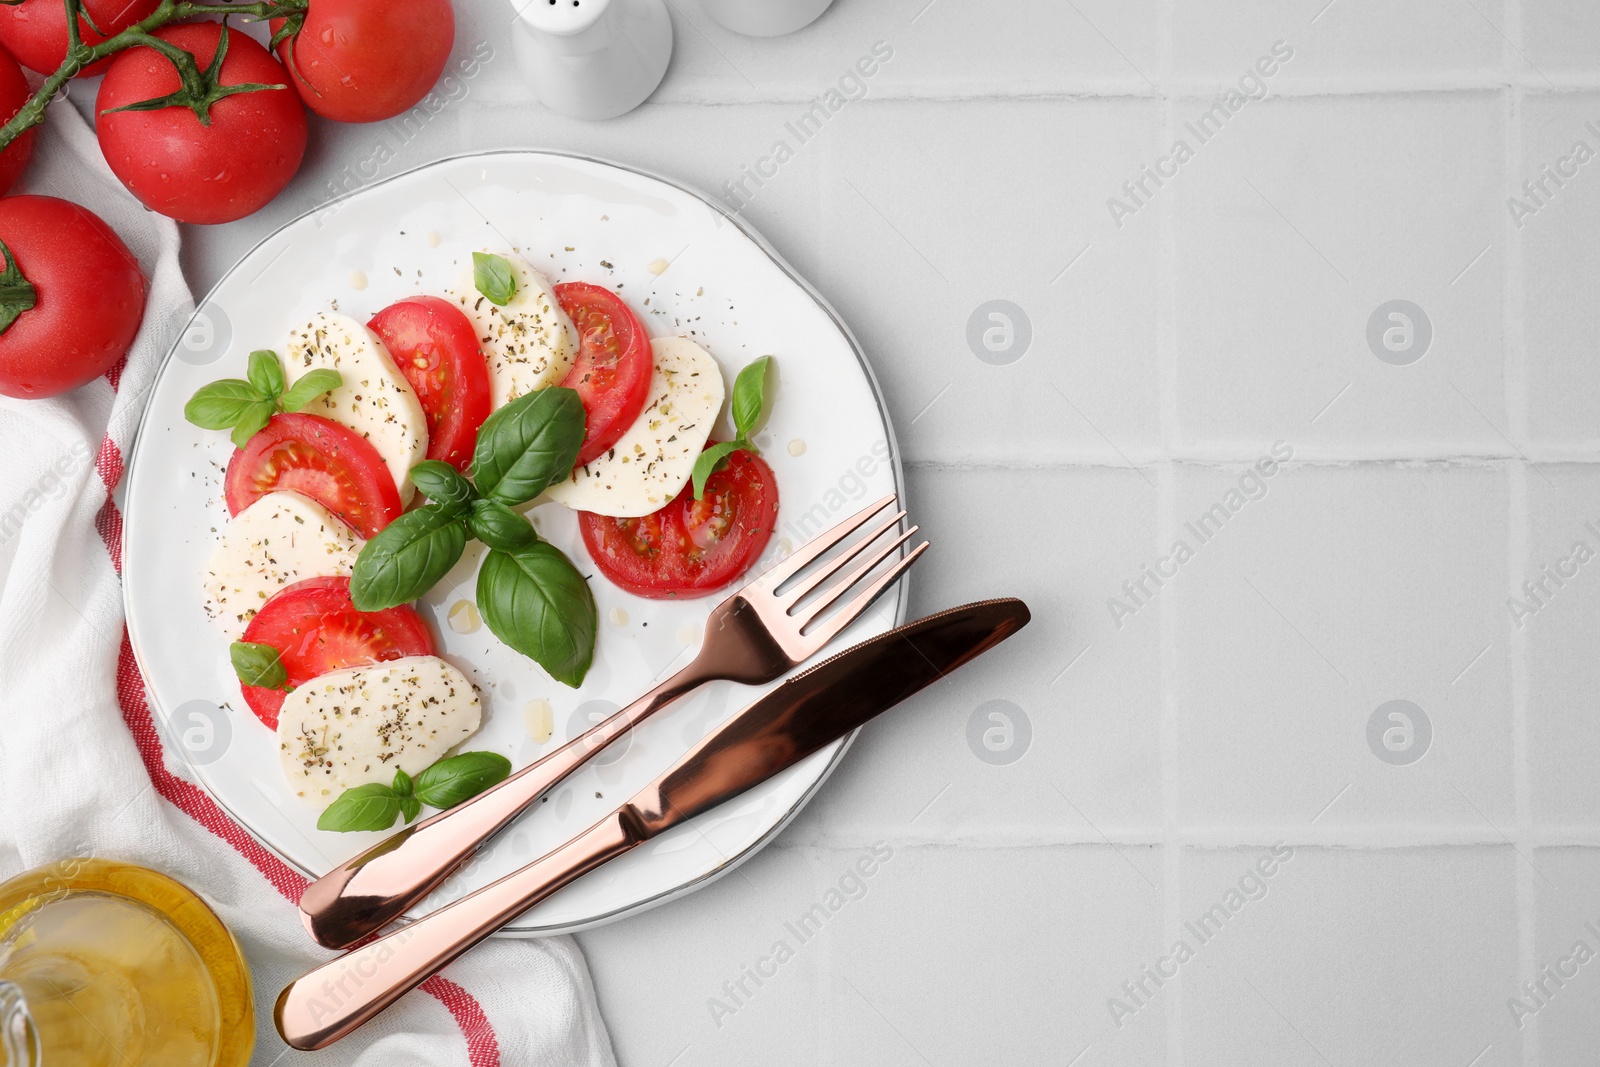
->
[299,493,927,948]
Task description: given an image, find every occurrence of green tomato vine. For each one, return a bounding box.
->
[0,0,310,151]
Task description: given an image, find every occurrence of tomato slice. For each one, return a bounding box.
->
[367,296,492,472]
[225,413,401,539]
[578,444,779,599]
[237,575,435,729]
[554,282,653,468]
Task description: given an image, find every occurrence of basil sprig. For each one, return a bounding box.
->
[185,349,342,448]
[473,252,517,306]
[349,385,596,685]
[317,752,513,833]
[410,460,476,510]
[692,356,772,499]
[229,640,289,690]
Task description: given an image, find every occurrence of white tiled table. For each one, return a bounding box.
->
[173,1,1600,1062]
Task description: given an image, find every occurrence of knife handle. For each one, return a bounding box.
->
[277,810,642,1051]
[299,661,711,949]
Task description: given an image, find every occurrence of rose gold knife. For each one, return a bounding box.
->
[275,596,1030,1050]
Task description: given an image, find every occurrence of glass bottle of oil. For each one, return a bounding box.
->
[0,858,253,1067]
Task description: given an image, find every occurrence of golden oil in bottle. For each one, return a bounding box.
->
[0,858,252,1067]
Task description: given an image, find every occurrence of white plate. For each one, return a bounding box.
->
[122,151,905,935]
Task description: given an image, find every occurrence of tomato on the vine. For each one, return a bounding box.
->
[96,22,307,225]
[578,445,779,599]
[0,196,145,399]
[0,0,161,77]
[272,0,454,123]
[0,46,33,195]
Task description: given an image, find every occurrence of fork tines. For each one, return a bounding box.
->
[755,494,929,644]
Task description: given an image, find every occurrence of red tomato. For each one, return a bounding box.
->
[272,0,453,123]
[554,282,653,468]
[579,446,779,599]
[0,0,161,77]
[96,23,307,225]
[225,413,402,539]
[367,296,491,472]
[0,47,34,195]
[238,575,435,728]
[0,195,145,399]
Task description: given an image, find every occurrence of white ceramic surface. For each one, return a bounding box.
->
[122,150,905,935]
[510,0,672,121]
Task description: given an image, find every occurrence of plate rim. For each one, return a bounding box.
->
[121,147,907,936]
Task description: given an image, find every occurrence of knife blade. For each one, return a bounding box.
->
[276,597,1029,1050]
[632,596,1030,836]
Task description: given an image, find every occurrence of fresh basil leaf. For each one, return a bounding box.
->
[392,767,414,797]
[229,400,276,450]
[468,499,538,552]
[229,641,287,690]
[410,460,477,511]
[472,252,516,306]
[350,504,469,611]
[414,751,512,809]
[317,783,401,833]
[279,368,342,413]
[478,544,597,688]
[247,349,285,400]
[691,441,742,501]
[730,355,771,441]
[184,379,259,430]
[469,387,586,506]
[400,795,422,824]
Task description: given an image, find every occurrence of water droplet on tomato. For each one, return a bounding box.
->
[318,24,334,43]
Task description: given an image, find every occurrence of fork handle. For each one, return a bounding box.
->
[278,811,642,1050]
[298,660,710,949]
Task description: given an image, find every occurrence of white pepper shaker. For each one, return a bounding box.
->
[510,0,673,120]
[699,0,834,37]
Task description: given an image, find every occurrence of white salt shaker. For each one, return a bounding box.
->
[510,0,672,120]
[699,0,834,36]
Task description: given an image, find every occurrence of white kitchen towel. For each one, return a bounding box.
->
[0,96,617,1067]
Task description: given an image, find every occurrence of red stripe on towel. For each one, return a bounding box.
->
[99,421,501,1064]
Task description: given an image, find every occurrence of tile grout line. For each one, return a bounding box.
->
[1155,0,1181,1060]
[1504,2,1536,1062]
[896,455,1600,471]
[1511,463,1536,1067]
[817,848,835,1065]
[470,77,1600,109]
[780,829,1600,849]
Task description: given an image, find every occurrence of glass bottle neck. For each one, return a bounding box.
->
[0,981,39,1067]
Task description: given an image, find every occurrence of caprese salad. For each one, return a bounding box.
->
[184,250,780,832]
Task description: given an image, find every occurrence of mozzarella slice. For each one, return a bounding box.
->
[202,492,363,639]
[283,312,428,504]
[446,252,577,407]
[544,336,725,517]
[277,656,483,803]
